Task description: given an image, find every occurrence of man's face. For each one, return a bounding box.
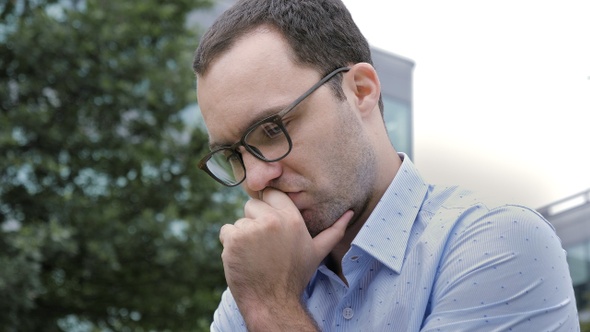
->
[197,28,377,236]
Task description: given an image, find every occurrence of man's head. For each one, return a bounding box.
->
[194,0,399,236]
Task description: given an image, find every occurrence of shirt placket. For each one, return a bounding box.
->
[332,248,371,329]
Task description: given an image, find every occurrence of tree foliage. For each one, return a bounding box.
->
[0,0,241,330]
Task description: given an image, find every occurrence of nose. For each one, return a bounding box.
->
[240,151,282,194]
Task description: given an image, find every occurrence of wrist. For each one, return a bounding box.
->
[240,297,319,332]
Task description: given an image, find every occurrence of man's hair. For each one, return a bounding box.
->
[193,0,384,113]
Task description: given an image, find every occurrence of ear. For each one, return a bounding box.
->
[344,63,381,118]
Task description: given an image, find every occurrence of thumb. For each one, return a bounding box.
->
[312,210,354,261]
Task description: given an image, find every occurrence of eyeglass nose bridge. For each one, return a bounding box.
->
[228,140,265,163]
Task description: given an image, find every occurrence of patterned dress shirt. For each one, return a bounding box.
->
[211,154,579,331]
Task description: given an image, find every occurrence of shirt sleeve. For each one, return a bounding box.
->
[421,205,580,331]
[210,288,248,332]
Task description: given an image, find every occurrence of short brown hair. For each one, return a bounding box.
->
[193,0,383,112]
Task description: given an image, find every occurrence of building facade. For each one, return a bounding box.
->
[372,48,414,158]
[538,190,590,321]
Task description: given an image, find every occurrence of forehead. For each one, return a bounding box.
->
[196,28,320,147]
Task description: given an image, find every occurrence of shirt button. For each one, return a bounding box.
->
[342,307,354,320]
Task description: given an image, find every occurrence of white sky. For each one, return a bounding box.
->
[342,0,590,209]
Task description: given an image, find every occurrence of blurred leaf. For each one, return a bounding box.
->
[0,0,242,331]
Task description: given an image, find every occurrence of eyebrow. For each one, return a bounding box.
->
[207,104,289,151]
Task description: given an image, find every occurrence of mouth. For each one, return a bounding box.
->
[286,191,303,206]
[286,191,300,200]
[287,191,313,214]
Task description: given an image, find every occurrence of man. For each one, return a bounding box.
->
[193,0,579,331]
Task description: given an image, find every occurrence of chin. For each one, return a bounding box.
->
[302,209,345,238]
[300,211,322,238]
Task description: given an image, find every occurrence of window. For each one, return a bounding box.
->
[383,96,411,156]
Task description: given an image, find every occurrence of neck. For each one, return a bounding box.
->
[328,150,402,283]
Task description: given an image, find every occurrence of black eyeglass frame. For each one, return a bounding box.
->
[198,66,351,186]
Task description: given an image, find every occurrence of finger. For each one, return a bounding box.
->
[233,218,251,228]
[219,223,234,246]
[244,188,298,219]
[243,198,267,219]
[258,187,298,212]
[312,210,354,260]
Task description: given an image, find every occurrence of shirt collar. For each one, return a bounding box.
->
[351,153,428,273]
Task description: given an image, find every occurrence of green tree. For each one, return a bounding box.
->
[0,0,241,330]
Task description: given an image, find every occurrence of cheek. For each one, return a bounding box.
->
[282,99,351,183]
[277,144,327,189]
[287,135,339,186]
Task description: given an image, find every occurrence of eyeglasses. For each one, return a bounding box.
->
[198,66,351,186]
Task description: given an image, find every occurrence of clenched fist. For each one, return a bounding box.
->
[219,188,354,331]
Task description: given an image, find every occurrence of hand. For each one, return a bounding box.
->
[219,188,353,329]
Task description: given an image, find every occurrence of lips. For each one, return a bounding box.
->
[286,191,307,210]
[286,191,302,204]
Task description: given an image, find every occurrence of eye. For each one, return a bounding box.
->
[244,119,287,148]
[226,153,240,163]
[221,149,239,162]
[260,122,283,138]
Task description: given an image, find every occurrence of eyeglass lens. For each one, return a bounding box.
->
[206,151,245,185]
[205,120,290,185]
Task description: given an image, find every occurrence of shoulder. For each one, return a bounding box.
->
[424,202,578,330]
[452,203,557,246]
[423,185,556,241]
[421,187,568,286]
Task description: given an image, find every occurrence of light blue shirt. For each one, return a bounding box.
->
[211,154,579,331]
